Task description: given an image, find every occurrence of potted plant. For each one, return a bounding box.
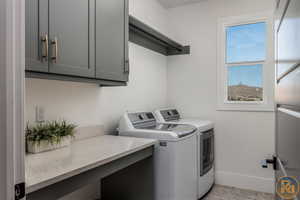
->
[26,120,76,153]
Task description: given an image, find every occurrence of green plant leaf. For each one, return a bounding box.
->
[26,120,77,145]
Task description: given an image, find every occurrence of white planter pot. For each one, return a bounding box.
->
[27,136,71,153]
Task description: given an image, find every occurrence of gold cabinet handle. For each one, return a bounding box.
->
[51,37,58,63]
[40,34,48,62]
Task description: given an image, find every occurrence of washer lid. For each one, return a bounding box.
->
[140,123,197,138]
[178,119,214,132]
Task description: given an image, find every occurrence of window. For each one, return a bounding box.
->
[226,23,266,63]
[227,64,263,101]
[217,14,274,111]
[227,22,266,102]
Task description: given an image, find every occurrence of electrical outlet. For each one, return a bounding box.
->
[35,106,45,123]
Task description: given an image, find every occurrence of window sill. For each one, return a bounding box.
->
[216,105,275,112]
[217,101,275,112]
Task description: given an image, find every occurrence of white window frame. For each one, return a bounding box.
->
[217,13,275,112]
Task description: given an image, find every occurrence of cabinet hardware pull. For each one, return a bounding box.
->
[41,34,48,62]
[51,37,58,63]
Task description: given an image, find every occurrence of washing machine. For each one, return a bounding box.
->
[118,111,198,200]
[154,108,215,199]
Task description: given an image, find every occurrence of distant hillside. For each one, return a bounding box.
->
[228,84,263,101]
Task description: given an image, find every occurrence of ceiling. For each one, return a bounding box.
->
[158,0,207,9]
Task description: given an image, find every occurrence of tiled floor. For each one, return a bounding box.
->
[203,185,274,200]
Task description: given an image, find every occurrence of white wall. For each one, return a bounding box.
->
[166,0,276,193]
[130,0,169,36]
[25,1,168,199]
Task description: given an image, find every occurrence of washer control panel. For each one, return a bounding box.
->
[160,109,181,121]
[128,112,156,128]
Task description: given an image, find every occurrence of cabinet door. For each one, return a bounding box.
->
[276,109,300,199]
[25,0,49,72]
[48,0,95,78]
[276,0,300,79]
[96,0,129,82]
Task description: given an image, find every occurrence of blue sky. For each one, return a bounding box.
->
[226,22,266,87]
[228,64,262,87]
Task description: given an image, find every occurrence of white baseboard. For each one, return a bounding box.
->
[215,171,275,194]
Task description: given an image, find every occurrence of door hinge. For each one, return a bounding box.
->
[15,182,25,200]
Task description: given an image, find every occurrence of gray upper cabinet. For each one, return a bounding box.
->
[48,0,95,78]
[25,0,128,86]
[25,0,49,72]
[96,0,129,82]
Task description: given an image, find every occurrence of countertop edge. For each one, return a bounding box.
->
[26,136,157,193]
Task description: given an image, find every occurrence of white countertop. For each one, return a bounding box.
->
[25,135,157,193]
